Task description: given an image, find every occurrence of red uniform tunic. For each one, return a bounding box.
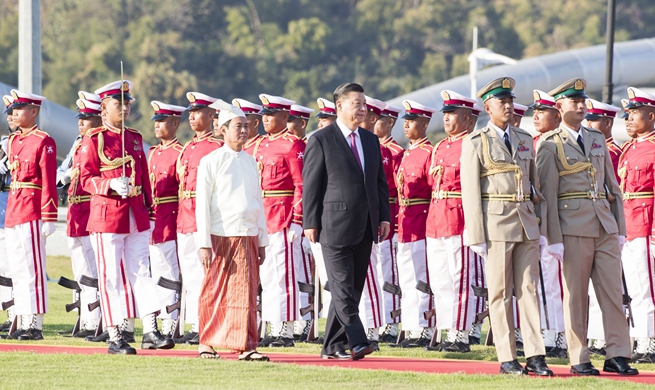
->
[148,139,183,244]
[79,124,153,234]
[396,138,432,243]
[618,132,655,240]
[66,138,92,237]
[607,136,622,183]
[243,134,263,156]
[426,133,466,239]
[5,125,58,228]
[381,136,404,233]
[253,129,305,233]
[176,132,223,234]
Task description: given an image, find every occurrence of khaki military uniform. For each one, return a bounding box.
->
[461,125,546,362]
[536,125,630,365]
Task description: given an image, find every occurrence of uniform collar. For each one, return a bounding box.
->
[408,137,429,150]
[561,122,582,140]
[18,124,38,137]
[158,138,178,149]
[487,121,510,139]
[268,128,288,141]
[448,131,467,142]
[637,130,655,142]
[193,131,212,142]
[104,122,123,134]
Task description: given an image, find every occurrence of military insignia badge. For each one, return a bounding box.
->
[317,99,326,109]
[502,78,511,89]
[440,91,451,100]
[591,141,603,149]
[188,93,197,103]
[76,100,86,110]
[517,140,529,152]
[133,139,141,151]
[402,101,412,111]
[586,100,593,109]
[533,91,540,101]
[574,79,583,90]
[261,95,270,105]
[628,88,636,99]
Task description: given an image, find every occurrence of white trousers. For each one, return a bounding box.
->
[260,228,300,322]
[150,240,180,320]
[6,220,47,315]
[623,237,655,338]
[0,227,11,310]
[91,211,160,327]
[471,250,486,323]
[359,244,383,329]
[587,283,606,340]
[397,239,434,331]
[375,234,400,325]
[310,241,331,318]
[68,236,100,322]
[176,232,204,326]
[298,237,313,320]
[537,242,565,332]
[426,235,474,331]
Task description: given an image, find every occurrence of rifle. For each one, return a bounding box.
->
[58,276,82,336]
[79,275,103,338]
[622,271,635,328]
[471,285,493,345]
[158,276,184,339]
[383,282,403,321]
[0,275,13,310]
[537,258,550,330]
[416,280,433,295]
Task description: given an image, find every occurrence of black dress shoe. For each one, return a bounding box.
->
[141,331,175,350]
[525,355,553,376]
[269,336,295,347]
[351,343,373,361]
[468,336,480,345]
[443,341,471,353]
[121,330,135,343]
[570,362,600,376]
[73,329,96,338]
[8,329,26,339]
[16,328,44,341]
[603,356,639,375]
[174,331,198,345]
[108,340,137,355]
[499,359,528,375]
[321,350,351,360]
[545,346,568,359]
[86,330,109,343]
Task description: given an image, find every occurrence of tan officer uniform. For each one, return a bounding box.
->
[461,77,546,364]
[536,79,630,366]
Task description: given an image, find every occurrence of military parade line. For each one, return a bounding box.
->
[0,75,651,376]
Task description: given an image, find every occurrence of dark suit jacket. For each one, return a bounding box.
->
[302,121,390,246]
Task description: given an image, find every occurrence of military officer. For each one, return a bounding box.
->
[390,100,435,349]
[79,80,173,354]
[425,90,477,353]
[4,90,57,341]
[255,94,305,347]
[148,101,186,338]
[461,77,551,375]
[315,97,337,129]
[288,104,314,140]
[0,95,16,333]
[233,98,263,156]
[585,99,622,181]
[373,103,403,342]
[175,91,223,344]
[511,102,528,127]
[56,93,104,338]
[536,78,636,375]
[618,87,655,363]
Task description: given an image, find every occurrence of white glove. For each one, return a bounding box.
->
[539,236,548,246]
[547,243,564,262]
[0,156,7,175]
[60,168,72,185]
[302,236,312,252]
[619,235,626,252]
[462,229,470,246]
[41,222,56,238]
[287,223,303,243]
[150,220,155,231]
[109,178,129,197]
[469,243,487,258]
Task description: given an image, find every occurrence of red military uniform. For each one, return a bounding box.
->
[5,125,58,227]
[148,139,183,244]
[607,136,622,183]
[176,132,223,234]
[396,137,432,243]
[79,124,152,233]
[243,134,263,156]
[67,138,92,237]
[381,136,404,232]
[426,133,466,238]
[254,129,305,233]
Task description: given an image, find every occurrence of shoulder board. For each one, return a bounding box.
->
[125,127,142,137]
[86,126,107,137]
[149,145,157,151]
[540,128,561,140]
[583,126,603,135]
[419,143,433,152]
[511,126,530,136]
[284,132,302,142]
[469,128,484,138]
[621,139,634,150]
[32,129,50,139]
[172,143,184,152]
[387,142,404,152]
[207,137,224,144]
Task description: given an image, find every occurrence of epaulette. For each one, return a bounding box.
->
[468,127,484,138]
[386,142,404,152]
[540,128,561,140]
[284,132,302,142]
[511,126,531,137]
[125,127,142,137]
[419,143,433,152]
[86,126,107,137]
[172,143,184,152]
[149,145,157,152]
[32,129,49,139]
[583,125,603,135]
[207,137,224,145]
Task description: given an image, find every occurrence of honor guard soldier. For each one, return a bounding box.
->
[233,98,263,156]
[585,99,622,181]
[462,77,552,376]
[511,102,528,127]
[148,101,185,338]
[536,78,636,375]
[316,97,337,129]
[255,94,305,347]
[4,90,57,341]
[373,103,403,343]
[390,100,435,348]
[527,89,568,358]
[288,104,314,140]
[80,80,173,354]
[0,96,16,333]
[425,90,478,353]
[56,93,104,338]
[176,91,223,344]
[617,87,655,363]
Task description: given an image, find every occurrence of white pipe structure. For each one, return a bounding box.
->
[387,38,655,143]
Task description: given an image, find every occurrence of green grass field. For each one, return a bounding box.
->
[0,255,651,389]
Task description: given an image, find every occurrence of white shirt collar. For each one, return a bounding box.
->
[487,121,510,139]
[561,122,582,141]
[336,117,360,139]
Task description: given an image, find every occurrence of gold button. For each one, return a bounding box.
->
[564,205,568,208]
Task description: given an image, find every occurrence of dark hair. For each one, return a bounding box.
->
[333,83,364,105]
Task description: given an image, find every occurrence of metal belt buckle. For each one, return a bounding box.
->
[434,190,445,200]
[590,190,598,201]
[516,193,523,202]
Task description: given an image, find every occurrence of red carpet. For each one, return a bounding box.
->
[1,343,654,384]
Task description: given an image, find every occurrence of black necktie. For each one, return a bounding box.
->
[503,132,512,154]
[576,135,585,153]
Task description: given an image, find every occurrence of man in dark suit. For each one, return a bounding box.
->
[303,83,391,360]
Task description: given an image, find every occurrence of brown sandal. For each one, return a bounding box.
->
[238,350,269,361]
[198,350,220,359]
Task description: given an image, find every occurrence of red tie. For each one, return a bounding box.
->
[350,132,362,170]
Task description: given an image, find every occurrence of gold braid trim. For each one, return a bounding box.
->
[479,132,524,201]
[553,133,598,195]
[97,132,137,191]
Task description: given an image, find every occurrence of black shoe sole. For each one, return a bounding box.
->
[108,348,137,355]
[141,341,175,350]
